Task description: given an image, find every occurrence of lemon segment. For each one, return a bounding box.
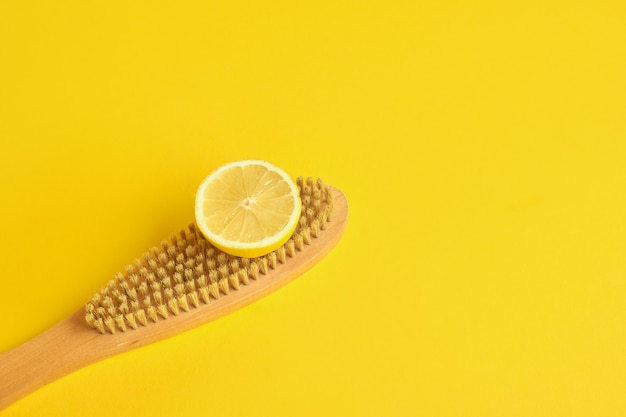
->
[194,160,302,258]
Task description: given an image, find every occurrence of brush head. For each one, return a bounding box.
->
[85,177,335,334]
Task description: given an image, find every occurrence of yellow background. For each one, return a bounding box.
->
[1,1,625,416]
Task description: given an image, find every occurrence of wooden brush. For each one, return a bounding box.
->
[0,177,348,410]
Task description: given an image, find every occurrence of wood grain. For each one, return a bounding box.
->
[0,186,348,410]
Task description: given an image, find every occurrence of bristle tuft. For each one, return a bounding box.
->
[189,291,200,308]
[229,273,240,290]
[136,309,148,326]
[238,269,249,285]
[277,246,287,263]
[199,286,210,304]
[209,282,220,299]
[219,278,230,295]
[267,252,277,269]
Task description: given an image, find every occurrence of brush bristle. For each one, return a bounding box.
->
[85,176,334,334]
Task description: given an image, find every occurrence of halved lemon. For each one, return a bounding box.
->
[194,160,302,258]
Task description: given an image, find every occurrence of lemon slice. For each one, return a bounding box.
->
[194,160,302,258]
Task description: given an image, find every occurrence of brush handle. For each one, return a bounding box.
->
[0,311,105,410]
[0,186,348,411]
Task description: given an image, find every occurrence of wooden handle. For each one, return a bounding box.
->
[0,311,101,410]
[0,186,348,410]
